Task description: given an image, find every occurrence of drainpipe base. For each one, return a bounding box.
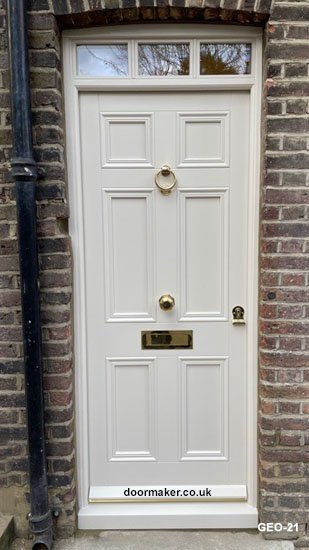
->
[31,528,53,550]
[29,511,53,550]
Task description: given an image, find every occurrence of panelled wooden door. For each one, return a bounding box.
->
[79,91,250,500]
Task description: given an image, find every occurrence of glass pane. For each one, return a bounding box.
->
[138,43,190,76]
[200,43,251,75]
[77,45,129,76]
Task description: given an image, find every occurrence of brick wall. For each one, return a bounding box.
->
[260,1,309,544]
[0,0,309,543]
[0,0,74,538]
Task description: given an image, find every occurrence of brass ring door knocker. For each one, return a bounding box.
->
[155,165,177,195]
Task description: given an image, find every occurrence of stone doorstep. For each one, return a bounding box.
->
[0,513,14,550]
[294,537,309,549]
[9,530,298,550]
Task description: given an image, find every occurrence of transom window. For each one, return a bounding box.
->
[77,44,129,76]
[77,40,252,77]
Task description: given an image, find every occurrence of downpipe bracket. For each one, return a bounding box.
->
[11,157,37,180]
[27,510,53,534]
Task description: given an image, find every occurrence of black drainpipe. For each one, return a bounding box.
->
[7,1,53,549]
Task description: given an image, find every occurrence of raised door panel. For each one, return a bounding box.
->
[100,112,154,167]
[102,189,155,321]
[178,112,230,168]
[179,189,228,320]
[106,358,157,461]
[179,358,228,461]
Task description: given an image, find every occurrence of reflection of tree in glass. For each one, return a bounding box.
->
[91,43,190,76]
[200,44,251,75]
[85,45,128,76]
[82,43,250,77]
[138,44,190,76]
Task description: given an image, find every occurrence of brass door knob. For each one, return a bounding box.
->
[159,294,175,311]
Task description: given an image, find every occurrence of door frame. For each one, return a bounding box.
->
[63,24,263,528]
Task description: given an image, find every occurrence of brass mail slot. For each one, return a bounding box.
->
[142,330,193,350]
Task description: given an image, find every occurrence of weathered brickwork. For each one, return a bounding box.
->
[0,0,74,538]
[0,0,308,543]
[259,1,309,544]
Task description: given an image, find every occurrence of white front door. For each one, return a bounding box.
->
[79,89,253,527]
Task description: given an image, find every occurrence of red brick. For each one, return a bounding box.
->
[41,291,71,306]
[40,254,71,270]
[40,271,71,289]
[41,309,71,325]
[278,402,300,414]
[46,440,74,457]
[38,202,68,219]
[262,206,279,220]
[277,305,303,319]
[52,457,74,473]
[42,326,71,342]
[276,289,309,303]
[260,367,276,382]
[44,375,72,391]
[261,432,277,446]
[44,359,72,374]
[265,189,309,205]
[260,384,309,399]
[277,370,302,384]
[38,237,70,254]
[260,400,277,414]
[42,342,71,357]
[0,327,22,342]
[280,240,304,254]
[281,274,306,286]
[302,371,309,382]
[50,423,74,439]
[279,337,302,351]
[49,391,72,407]
[263,223,309,238]
[302,403,309,414]
[260,335,278,350]
[260,304,277,319]
[261,240,278,254]
[45,405,73,424]
[261,255,309,270]
[36,220,58,237]
[279,433,301,446]
[261,448,309,463]
[0,343,18,358]
[279,464,303,478]
[260,321,309,336]
[281,206,306,221]
[261,272,280,286]
[261,351,309,367]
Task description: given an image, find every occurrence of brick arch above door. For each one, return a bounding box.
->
[51,0,271,28]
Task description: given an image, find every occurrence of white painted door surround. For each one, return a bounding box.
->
[63,25,262,530]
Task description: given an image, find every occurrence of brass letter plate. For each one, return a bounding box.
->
[141,330,193,350]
